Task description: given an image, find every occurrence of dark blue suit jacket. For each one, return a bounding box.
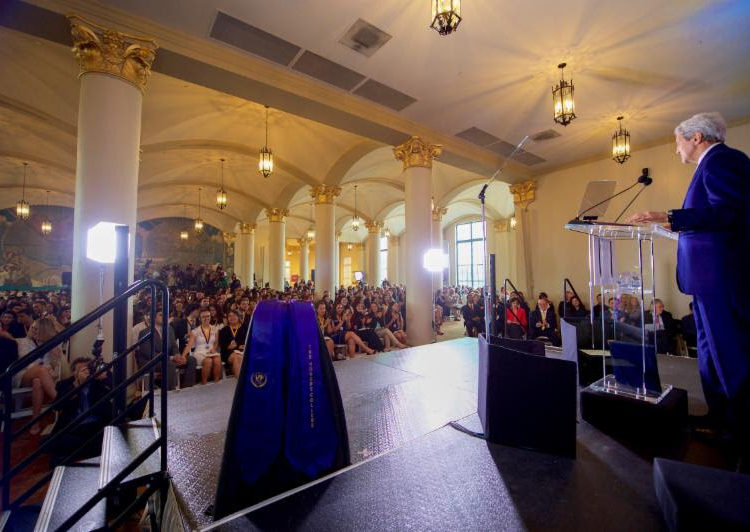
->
[671,143,750,295]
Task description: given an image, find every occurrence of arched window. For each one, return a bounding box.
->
[455,221,485,288]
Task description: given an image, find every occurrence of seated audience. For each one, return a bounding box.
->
[681,302,697,349]
[505,297,528,339]
[529,296,560,345]
[182,309,221,384]
[462,293,485,338]
[138,310,196,390]
[218,309,248,376]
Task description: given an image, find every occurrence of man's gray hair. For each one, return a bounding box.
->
[674,112,727,143]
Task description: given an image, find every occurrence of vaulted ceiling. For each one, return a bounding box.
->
[1,0,749,241]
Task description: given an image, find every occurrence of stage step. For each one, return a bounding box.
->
[99,417,160,489]
[34,458,106,532]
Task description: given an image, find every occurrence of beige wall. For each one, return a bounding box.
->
[527,121,750,318]
[339,244,363,286]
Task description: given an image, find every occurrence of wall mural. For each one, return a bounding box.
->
[0,208,229,288]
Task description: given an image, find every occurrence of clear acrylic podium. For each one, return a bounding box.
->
[565,221,678,404]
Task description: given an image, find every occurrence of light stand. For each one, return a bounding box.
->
[423,249,448,343]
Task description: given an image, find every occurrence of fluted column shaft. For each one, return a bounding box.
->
[365,221,382,286]
[266,209,288,291]
[387,236,399,284]
[311,185,341,296]
[299,237,309,282]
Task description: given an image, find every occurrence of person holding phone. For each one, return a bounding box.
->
[183,309,221,384]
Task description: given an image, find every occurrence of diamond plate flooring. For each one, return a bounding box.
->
[161,339,480,530]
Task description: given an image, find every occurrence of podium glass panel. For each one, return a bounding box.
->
[564,221,677,404]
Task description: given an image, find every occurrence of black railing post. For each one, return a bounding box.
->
[160,284,169,473]
[3,375,12,510]
[112,225,129,418]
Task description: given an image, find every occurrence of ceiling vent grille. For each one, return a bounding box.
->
[339,19,392,57]
[353,79,417,111]
[530,129,562,142]
[455,127,546,165]
[210,11,301,66]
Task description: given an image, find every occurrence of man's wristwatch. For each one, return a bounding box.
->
[666,209,675,228]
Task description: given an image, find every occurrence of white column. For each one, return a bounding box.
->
[334,232,341,290]
[397,236,406,285]
[299,237,309,282]
[509,181,536,296]
[492,219,512,293]
[394,137,442,346]
[235,223,255,287]
[446,226,457,286]
[266,208,288,291]
[432,206,447,290]
[68,17,157,358]
[365,221,382,286]
[387,236,399,284]
[311,185,340,296]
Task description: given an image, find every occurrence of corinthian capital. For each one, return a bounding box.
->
[393,136,443,170]
[310,184,342,204]
[68,15,158,92]
[266,208,289,222]
[509,180,536,210]
[239,222,256,234]
[365,220,383,234]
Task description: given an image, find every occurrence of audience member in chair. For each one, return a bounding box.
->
[462,292,485,337]
[681,302,697,349]
[50,357,111,465]
[218,309,247,377]
[505,297,528,339]
[138,310,196,390]
[593,294,609,318]
[530,296,560,345]
[182,309,221,384]
[568,296,588,321]
[384,302,408,347]
[644,299,677,354]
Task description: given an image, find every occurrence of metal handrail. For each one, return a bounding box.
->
[502,278,527,338]
[1,278,169,522]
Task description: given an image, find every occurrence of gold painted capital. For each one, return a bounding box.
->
[222,232,236,245]
[310,184,342,204]
[239,222,256,234]
[266,208,289,223]
[365,220,383,234]
[393,136,443,170]
[509,180,536,210]
[431,206,448,222]
[494,219,510,233]
[68,15,158,92]
[298,237,310,246]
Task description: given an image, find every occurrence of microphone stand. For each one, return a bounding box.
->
[571,181,641,222]
[478,135,530,338]
[613,180,652,223]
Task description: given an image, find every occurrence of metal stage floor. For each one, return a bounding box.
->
[160,337,705,530]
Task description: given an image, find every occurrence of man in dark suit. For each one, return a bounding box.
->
[628,112,750,458]
[529,296,560,346]
[644,299,676,354]
[138,310,196,390]
[681,302,698,349]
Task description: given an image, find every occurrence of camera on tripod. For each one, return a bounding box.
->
[89,338,107,374]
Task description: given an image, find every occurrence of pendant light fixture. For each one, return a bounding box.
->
[41,190,52,236]
[430,0,462,36]
[351,184,360,231]
[383,226,391,238]
[194,188,204,234]
[347,243,353,251]
[612,116,631,164]
[258,105,274,178]
[180,204,189,240]
[552,62,576,126]
[216,158,228,209]
[16,162,30,220]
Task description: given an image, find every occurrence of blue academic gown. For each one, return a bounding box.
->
[670,142,750,434]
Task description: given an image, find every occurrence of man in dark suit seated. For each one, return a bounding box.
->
[593,294,609,318]
[681,302,698,349]
[138,310,196,391]
[461,292,485,337]
[529,296,560,346]
[644,299,677,354]
[628,112,750,468]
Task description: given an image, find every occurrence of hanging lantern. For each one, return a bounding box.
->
[552,62,576,126]
[258,106,274,178]
[351,184,360,231]
[40,190,52,235]
[430,0,462,36]
[347,243,353,251]
[194,187,204,234]
[510,216,518,229]
[612,116,631,164]
[306,228,315,239]
[16,162,30,220]
[216,158,228,209]
[383,227,391,238]
[180,230,189,241]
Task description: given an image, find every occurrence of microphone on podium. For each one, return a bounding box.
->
[613,168,653,223]
[570,168,651,224]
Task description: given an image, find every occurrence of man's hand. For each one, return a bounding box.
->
[625,211,668,224]
[173,355,186,365]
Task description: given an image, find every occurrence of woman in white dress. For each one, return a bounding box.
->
[182,309,221,384]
